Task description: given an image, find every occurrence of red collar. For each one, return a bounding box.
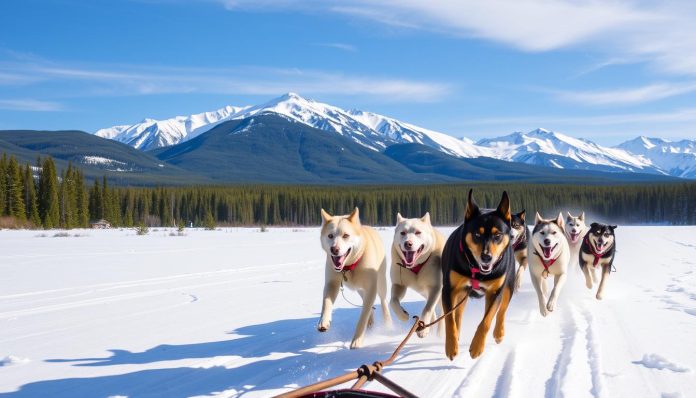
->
[584,236,608,266]
[533,251,558,272]
[342,255,362,272]
[399,254,431,275]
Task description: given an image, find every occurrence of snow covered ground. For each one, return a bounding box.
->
[0,226,694,397]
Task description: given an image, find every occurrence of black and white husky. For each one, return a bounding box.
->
[579,223,617,300]
[528,212,570,317]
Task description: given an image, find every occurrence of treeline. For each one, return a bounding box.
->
[2,152,695,228]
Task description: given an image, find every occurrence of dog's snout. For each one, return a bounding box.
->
[480,253,492,263]
[405,240,413,249]
[330,246,339,255]
[543,238,551,246]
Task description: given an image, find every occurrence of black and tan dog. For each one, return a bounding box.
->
[442,190,515,360]
[510,210,528,292]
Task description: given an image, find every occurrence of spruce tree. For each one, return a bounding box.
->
[7,156,26,221]
[0,153,7,215]
[38,157,60,228]
[23,163,41,226]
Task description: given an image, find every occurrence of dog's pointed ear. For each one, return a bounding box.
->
[535,211,543,224]
[421,212,431,225]
[348,207,361,226]
[465,189,480,222]
[554,212,564,229]
[566,211,573,221]
[396,212,404,224]
[590,222,599,229]
[519,210,526,222]
[609,225,617,230]
[320,208,332,224]
[496,191,511,224]
[580,212,585,221]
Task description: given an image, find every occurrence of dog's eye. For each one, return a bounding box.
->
[415,230,421,235]
[343,234,350,239]
[540,231,545,235]
[400,231,406,236]
[551,231,557,235]
[328,234,334,239]
[494,233,502,241]
[595,231,601,235]
[474,233,481,239]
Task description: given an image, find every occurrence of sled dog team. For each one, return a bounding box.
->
[318,190,617,359]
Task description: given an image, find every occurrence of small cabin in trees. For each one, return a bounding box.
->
[90,219,111,229]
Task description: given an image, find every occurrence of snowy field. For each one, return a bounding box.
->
[1,226,695,397]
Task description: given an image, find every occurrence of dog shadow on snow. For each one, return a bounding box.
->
[3,303,447,397]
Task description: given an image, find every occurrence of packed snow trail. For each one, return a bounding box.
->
[0,227,694,397]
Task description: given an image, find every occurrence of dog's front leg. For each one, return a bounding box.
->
[417,285,441,338]
[546,273,567,312]
[444,287,468,360]
[596,264,610,300]
[318,281,340,332]
[470,291,502,359]
[350,286,377,349]
[493,285,512,344]
[389,283,409,322]
[581,263,593,289]
[514,252,528,292]
[529,272,548,317]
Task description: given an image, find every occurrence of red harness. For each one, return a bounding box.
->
[459,240,483,289]
[342,256,362,272]
[533,251,558,274]
[584,236,607,266]
[512,232,525,251]
[399,254,431,275]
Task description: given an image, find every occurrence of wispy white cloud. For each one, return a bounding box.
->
[0,61,450,102]
[552,82,696,105]
[0,99,64,111]
[314,42,357,52]
[212,0,696,77]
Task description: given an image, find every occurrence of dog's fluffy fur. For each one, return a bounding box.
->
[318,207,392,349]
[564,212,588,268]
[510,210,528,292]
[390,212,446,338]
[579,223,617,300]
[441,190,515,360]
[528,212,571,317]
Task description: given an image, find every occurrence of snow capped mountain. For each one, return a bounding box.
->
[616,136,696,178]
[476,128,657,174]
[95,105,249,150]
[95,94,695,178]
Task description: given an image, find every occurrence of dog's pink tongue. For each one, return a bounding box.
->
[331,255,346,267]
[404,250,416,264]
[542,246,552,258]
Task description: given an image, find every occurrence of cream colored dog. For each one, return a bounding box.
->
[318,207,392,349]
[528,212,570,317]
[389,212,445,338]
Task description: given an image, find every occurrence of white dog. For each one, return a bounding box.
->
[318,208,392,349]
[389,212,446,338]
[564,212,588,268]
[528,212,570,316]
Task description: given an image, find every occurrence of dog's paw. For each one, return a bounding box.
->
[493,326,504,344]
[396,307,409,322]
[350,337,364,349]
[417,327,429,339]
[317,319,331,332]
[539,306,548,317]
[596,292,603,300]
[469,333,486,359]
[546,299,556,312]
[445,338,459,360]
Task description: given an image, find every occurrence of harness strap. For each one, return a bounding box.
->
[397,254,431,275]
[533,251,558,272]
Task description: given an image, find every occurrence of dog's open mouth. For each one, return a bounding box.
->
[569,232,580,242]
[596,241,607,252]
[331,248,351,271]
[401,244,425,267]
[541,243,558,259]
[479,260,494,274]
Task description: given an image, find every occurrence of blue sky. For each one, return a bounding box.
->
[1,0,696,145]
